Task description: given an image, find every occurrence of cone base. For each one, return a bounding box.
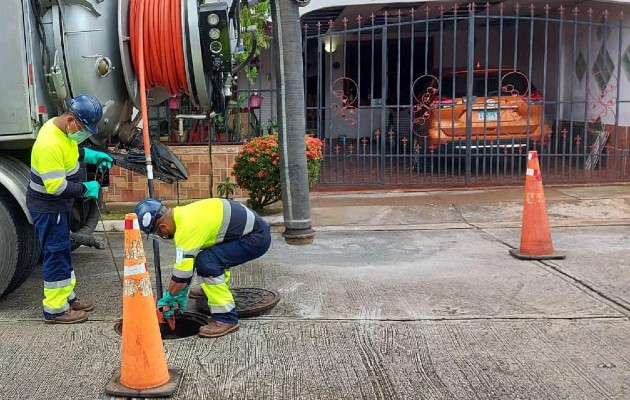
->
[509,248,566,260]
[105,368,183,398]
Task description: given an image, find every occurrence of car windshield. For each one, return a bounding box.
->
[440,71,534,97]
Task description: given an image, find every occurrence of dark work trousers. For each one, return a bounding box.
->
[194,225,271,323]
[32,211,76,319]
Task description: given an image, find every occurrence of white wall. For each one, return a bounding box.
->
[562,2,630,125]
[235,38,278,134]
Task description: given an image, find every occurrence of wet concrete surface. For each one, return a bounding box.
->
[0,184,629,399]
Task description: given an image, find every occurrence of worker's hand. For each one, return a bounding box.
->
[83,148,113,171]
[157,290,177,319]
[82,181,101,199]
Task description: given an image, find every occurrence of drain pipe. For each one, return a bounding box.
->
[270,0,315,245]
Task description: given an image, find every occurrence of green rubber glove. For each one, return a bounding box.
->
[157,290,177,319]
[83,148,113,170]
[173,285,190,314]
[82,181,100,199]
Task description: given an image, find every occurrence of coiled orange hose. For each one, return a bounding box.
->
[130,0,188,96]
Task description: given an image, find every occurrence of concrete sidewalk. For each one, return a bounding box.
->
[98,184,630,232]
[1,184,630,399]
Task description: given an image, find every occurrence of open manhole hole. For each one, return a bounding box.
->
[194,287,281,318]
[113,288,279,340]
[114,312,210,340]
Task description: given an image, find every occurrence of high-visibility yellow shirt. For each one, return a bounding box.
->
[170,198,264,282]
[26,118,86,213]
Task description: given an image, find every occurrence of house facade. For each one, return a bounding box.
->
[301,0,630,187]
[104,0,630,202]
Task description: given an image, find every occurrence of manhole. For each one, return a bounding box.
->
[195,287,280,318]
[114,312,210,340]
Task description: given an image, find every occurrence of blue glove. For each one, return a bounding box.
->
[157,290,177,319]
[82,181,100,199]
[83,148,113,170]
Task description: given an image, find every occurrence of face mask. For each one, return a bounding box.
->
[149,233,167,242]
[150,225,174,241]
[68,130,91,144]
[67,121,91,144]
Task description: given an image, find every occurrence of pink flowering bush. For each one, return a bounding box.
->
[232,134,323,210]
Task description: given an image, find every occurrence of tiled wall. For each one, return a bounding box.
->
[103,145,244,203]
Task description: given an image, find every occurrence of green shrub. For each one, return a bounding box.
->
[232,134,323,210]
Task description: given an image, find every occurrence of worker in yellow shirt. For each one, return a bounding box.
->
[27,94,113,324]
[134,197,271,338]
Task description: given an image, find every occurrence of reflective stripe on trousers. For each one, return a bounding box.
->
[199,269,236,316]
[31,211,76,318]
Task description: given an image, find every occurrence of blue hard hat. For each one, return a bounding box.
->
[68,94,103,135]
[134,198,166,234]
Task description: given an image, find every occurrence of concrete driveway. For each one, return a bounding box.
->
[0,185,629,399]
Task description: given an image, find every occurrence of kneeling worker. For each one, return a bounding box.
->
[134,197,271,338]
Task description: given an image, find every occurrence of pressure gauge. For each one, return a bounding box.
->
[207,13,219,26]
[209,28,221,40]
[210,41,222,54]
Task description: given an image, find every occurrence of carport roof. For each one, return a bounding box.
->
[301,0,591,35]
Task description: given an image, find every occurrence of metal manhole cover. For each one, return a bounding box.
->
[194,287,280,318]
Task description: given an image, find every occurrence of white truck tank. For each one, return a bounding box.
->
[0,0,235,298]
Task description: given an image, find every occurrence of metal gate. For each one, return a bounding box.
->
[302,2,630,187]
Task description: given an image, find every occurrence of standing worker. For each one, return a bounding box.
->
[27,94,113,324]
[134,197,272,338]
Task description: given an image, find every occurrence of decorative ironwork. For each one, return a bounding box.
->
[412,75,439,128]
[304,2,629,187]
[501,71,530,96]
[589,73,618,123]
[331,77,358,126]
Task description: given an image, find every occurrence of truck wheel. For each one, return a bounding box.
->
[0,199,19,298]
[0,190,41,299]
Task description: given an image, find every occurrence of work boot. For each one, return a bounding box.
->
[70,298,95,312]
[188,285,205,300]
[44,309,88,324]
[198,320,240,338]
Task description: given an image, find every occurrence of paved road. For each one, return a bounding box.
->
[1,184,630,399]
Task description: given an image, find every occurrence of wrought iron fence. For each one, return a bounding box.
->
[303,2,630,187]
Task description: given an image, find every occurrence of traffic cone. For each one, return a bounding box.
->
[510,151,565,260]
[105,213,182,397]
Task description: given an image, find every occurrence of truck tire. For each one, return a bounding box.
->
[0,190,41,298]
[0,199,19,298]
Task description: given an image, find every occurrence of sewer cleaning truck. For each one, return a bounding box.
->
[0,0,246,298]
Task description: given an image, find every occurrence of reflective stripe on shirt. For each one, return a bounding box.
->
[29,180,67,195]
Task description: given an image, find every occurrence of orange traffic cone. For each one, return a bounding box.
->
[510,151,565,260]
[105,213,182,397]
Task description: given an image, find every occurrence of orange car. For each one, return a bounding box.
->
[413,67,551,153]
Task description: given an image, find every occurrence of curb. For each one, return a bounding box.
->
[95,214,285,232]
[95,220,125,232]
